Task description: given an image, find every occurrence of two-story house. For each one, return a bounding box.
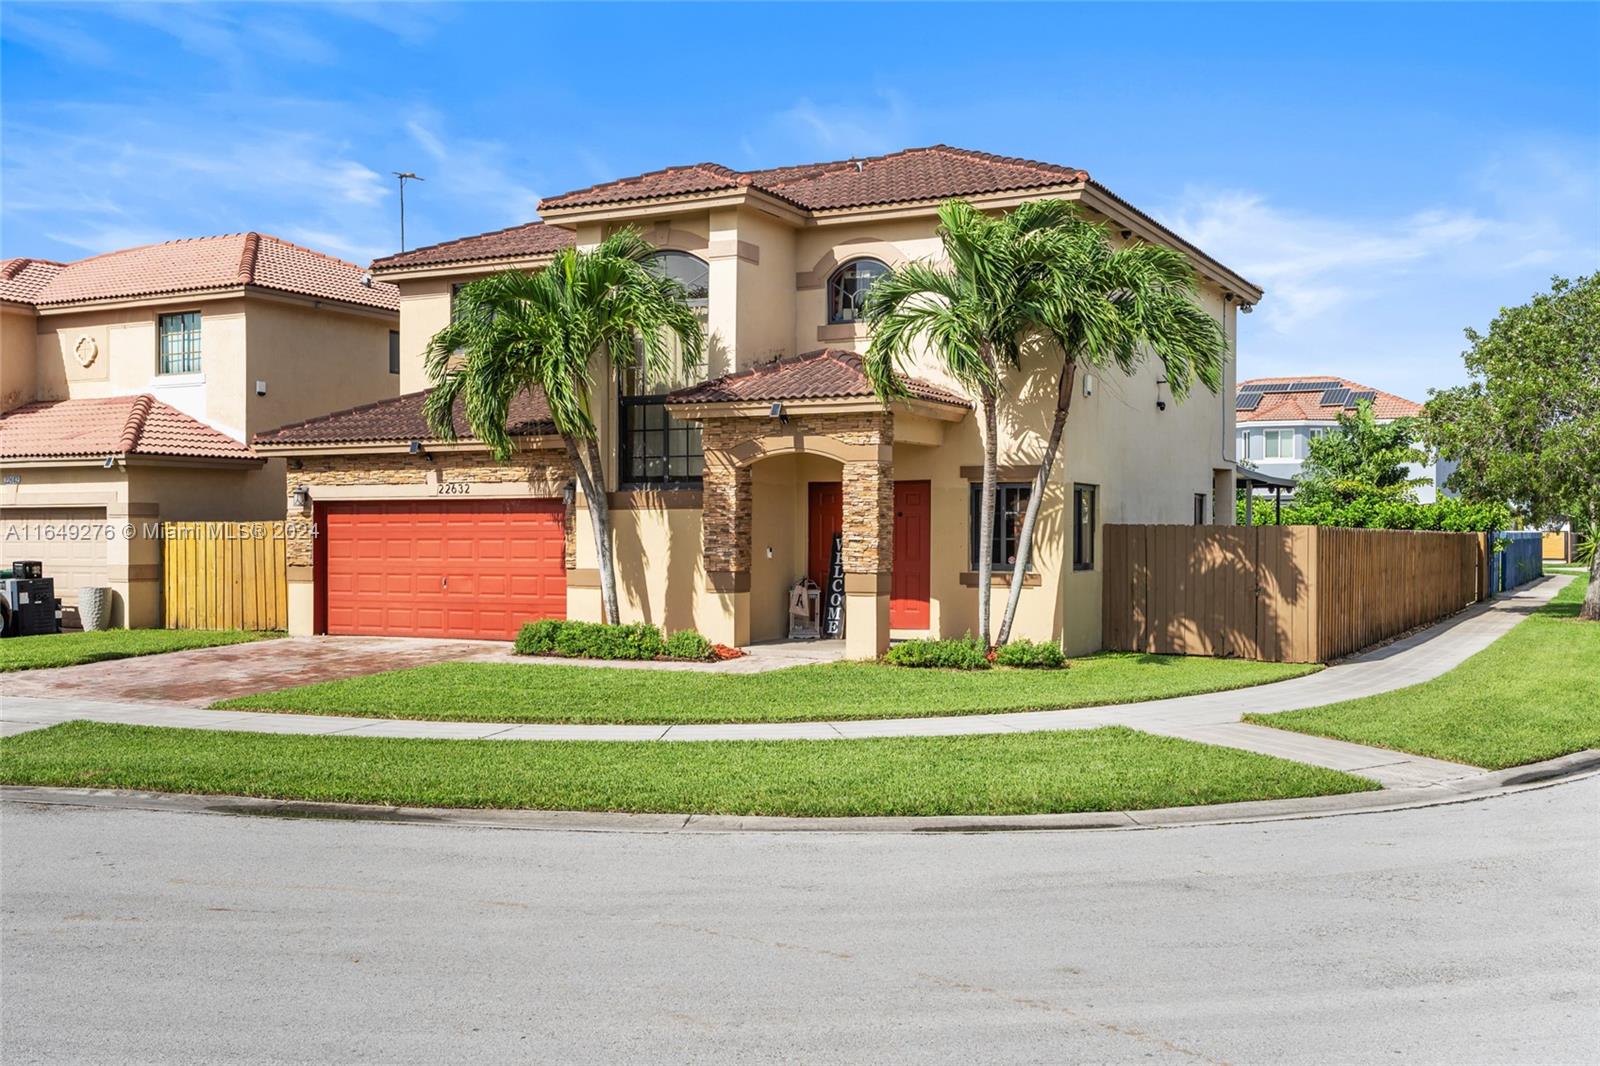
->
[256,146,1262,656]
[1235,376,1457,503]
[0,233,400,626]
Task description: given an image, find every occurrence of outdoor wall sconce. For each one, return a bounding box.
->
[408,440,435,462]
[1156,378,1169,412]
[102,455,116,469]
[1082,373,1094,398]
[562,481,576,508]
[291,486,311,510]
[769,402,788,424]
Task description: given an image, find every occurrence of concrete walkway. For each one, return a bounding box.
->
[0,577,1570,790]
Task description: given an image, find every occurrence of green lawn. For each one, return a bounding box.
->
[1248,577,1599,769]
[213,653,1319,725]
[0,721,1374,817]
[0,629,281,672]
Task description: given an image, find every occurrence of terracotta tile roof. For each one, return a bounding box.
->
[254,388,555,447]
[542,145,1089,213]
[667,348,970,408]
[0,395,258,462]
[369,221,576,272]
[1236,376,1422,422]
[0,258,65,304]
[13,234,398,312]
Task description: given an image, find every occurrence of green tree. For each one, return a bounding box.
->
[1293,400,1428,506]
[863,199,1225,646]
[1424,273,1600,620]
[422,230,703,623]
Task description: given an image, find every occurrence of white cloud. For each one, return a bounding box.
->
[1154,143,1599,400]
[403,114,540,226]
[769,90,916,160]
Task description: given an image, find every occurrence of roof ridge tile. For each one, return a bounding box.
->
[119,394,155,453]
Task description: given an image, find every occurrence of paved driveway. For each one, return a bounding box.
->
[0,636,504,706]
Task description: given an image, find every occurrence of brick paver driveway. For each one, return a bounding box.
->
[0,636,505,706]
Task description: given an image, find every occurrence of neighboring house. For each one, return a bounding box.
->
[1235,376,1458,503]
[0,234,400,626]
[258,146,1262,656]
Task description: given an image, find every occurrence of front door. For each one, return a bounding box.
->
[891,480,931,629]
[807,482,843,587]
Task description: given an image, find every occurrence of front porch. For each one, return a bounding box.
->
[667,348,969,658]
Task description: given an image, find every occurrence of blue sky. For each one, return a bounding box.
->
[3,2,1596,402]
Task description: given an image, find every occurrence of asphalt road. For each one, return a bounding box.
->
[3,782,1597,1065]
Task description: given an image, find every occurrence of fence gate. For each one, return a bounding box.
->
[162,521,288,630]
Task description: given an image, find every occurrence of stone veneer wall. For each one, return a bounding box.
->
[699,411,893,579]
[283,449,573,568]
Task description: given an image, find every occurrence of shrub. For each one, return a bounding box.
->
[993,638,1067,669]
[883,635,990,670]
[515,620,665,660]
[663,629,715,661]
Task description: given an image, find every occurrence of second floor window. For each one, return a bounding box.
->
[618,252,709,485]
[389,331,400,374]
[158,311,202,375]
[646,251,709,308]
[828,258,888,324]
[1263,428,1295,459]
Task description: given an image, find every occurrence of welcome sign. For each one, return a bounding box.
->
[822,531,845,637]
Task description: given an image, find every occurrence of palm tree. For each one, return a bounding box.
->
[863,198,1083,645]
[421,229,703,623]
[992,217,1227,645]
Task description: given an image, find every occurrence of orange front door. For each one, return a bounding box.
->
[807,482,844,587]
[891,480,931,629]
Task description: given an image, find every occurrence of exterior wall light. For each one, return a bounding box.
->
[770,402,788,424]
[408,440,435,462]
[290,486,311,510]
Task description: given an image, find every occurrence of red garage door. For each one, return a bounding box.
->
[320,499,566,640]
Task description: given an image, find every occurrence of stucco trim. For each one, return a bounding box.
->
[609,488,704,511]
[960,570,1042,588]
[960,465,1042,482]
[567,568,602,589]
[726,433,887,468]
[844,571,893,593]
[795,241,908,291]
[815,322,869,343]
[705,570,751,593]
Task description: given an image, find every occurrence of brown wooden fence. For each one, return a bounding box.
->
[1103,524,1486,663]
[162,521,288,631]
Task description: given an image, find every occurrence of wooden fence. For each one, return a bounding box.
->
[162,521,288,631]
[1103,524,1485,663]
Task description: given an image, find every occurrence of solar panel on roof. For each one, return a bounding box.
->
[1320,388,1350,407]
[1260,382,1294,393]
[1235,393,1263,411]
[1238,383,1269,393]
[1291,380,1340,391]
[1346,390,1376,405]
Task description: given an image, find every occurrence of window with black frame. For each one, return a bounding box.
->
[619,252,709,485]
[1073,484,1097,570]
[969,483,1032,569]
[827,258,888,324]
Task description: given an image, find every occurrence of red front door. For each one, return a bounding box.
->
[319,499,567,640]
[891,480,931,629]
[807,482,843,587]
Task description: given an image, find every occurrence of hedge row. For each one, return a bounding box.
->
[514,620,715,662]
[883,635,1067,670]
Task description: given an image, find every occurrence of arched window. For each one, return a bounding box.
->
[646,250,709,308]
[827,257,888,324]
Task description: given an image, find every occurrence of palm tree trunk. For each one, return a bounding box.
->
[564,435,620,624]
[976,386,998,647]
[997,361,1076,645]
[1583,517,1600,622]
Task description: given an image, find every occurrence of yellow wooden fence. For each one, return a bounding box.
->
[162,521,288,631]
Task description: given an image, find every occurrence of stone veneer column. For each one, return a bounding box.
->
[700,448,752,647]
[841,456,893,659]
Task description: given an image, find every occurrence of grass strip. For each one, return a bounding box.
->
[214,653,1318,725]
[0,722,1374,817]
[0,629,280,672]
[1248,577,1598,769]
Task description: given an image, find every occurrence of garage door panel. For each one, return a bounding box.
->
[0,507,110,608]
[321,499,566,640]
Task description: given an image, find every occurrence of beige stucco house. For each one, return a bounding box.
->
[257,146,1262,657]
[0,234,399,626]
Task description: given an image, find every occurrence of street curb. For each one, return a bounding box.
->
[4,750,1597,835]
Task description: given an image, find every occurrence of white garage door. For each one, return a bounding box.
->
[1,507,110,606]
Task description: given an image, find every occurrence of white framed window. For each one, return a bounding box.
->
[158,311,202,374]
[1263,429,1295,459]
[827,258,888,324]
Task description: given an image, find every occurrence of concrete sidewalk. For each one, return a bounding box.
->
[0,577,1570,789]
